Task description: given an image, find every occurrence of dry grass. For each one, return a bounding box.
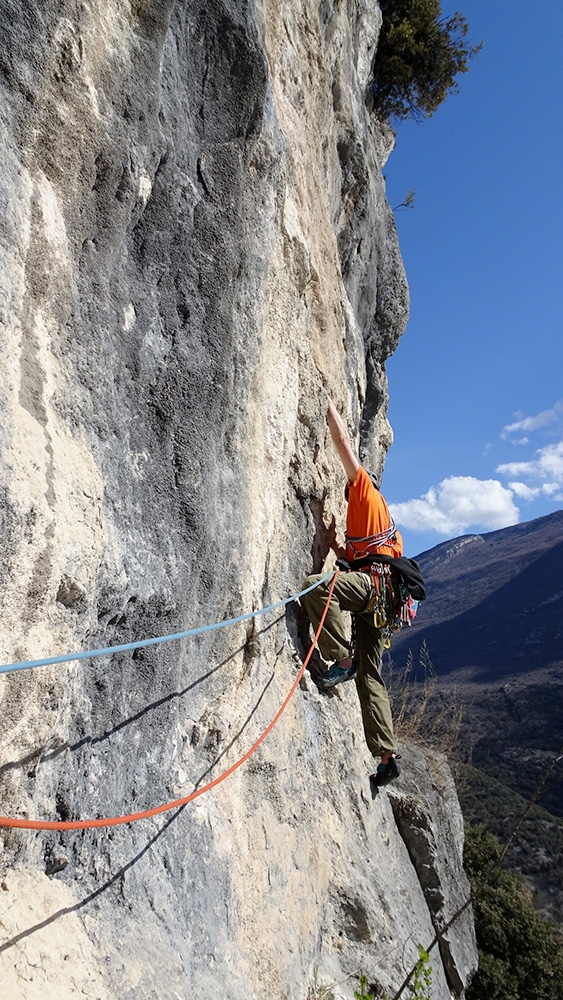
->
[306,987,336,1000]
[385,641,463,758]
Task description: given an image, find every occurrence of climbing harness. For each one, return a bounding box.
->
[335,553,423,651]
[0,572,340,830]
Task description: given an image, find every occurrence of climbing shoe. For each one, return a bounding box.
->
[371,755,401,788]
[318,661,358,689]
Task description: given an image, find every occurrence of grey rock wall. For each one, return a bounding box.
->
[0,0,474,997]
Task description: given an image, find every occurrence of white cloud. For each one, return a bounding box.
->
[389,476,519,536]
[508,482,540,500]
[501,401,563,440]
[496,440,563,481]
[508,481,560,500]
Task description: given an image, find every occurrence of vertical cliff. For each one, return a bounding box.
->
[0,1,476,997]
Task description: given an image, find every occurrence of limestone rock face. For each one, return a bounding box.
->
[0,1,475,997]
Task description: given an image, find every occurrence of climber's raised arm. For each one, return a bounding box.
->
[327,398,360,483]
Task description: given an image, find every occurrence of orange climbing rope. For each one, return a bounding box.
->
[0,571,339,831]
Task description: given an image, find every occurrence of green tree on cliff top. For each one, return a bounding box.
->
[371,0,482,121]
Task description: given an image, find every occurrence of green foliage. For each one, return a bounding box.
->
[464,825,563,1000]
[354,952,431,1000]
[412,943,432,999]
[456,762,563,924]
[371,0,482,121]
[354,973,376,1000]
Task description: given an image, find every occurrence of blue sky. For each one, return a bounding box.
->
[379,0,563,557]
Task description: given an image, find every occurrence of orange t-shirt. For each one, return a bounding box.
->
[345,466,403,560]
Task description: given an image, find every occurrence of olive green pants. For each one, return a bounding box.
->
[301,571,396,757]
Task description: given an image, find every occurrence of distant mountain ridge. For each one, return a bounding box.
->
[390,509,563,916]
[392,509,563,682]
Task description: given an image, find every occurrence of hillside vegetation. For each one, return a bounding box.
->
[464,825,563,1000]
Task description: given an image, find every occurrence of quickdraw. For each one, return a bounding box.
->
[363,562,418,647]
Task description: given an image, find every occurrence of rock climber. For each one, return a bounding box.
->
[300,398,403,788]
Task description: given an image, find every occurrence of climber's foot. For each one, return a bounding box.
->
[370,754,401,790]
[317,658,357,689]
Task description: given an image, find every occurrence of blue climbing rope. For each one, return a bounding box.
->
[0,571,335,675]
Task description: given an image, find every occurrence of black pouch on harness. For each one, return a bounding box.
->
[337,554,426,602]
[336,554,425,647]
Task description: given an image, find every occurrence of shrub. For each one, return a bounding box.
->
[371,0,482,121]
[354,973,376,1000]
[412,944,432,1000]
[464,825,563,1000]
